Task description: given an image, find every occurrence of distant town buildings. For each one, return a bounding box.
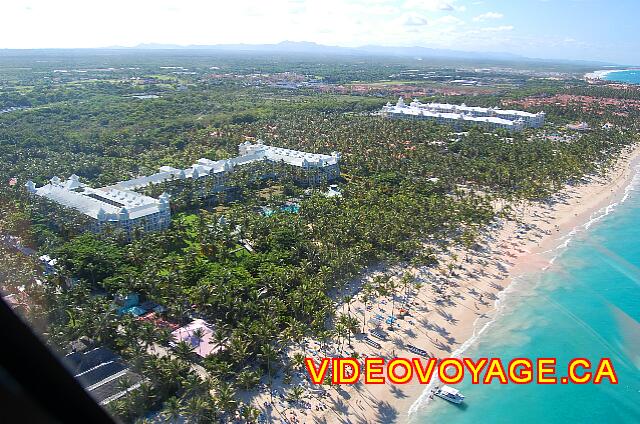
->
[381,97,545,132]
[503,94,640,117]
[26,141,341,237]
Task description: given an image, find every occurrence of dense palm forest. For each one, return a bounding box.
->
[0,51,638,422]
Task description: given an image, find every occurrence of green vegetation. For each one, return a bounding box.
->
[0,51,637,422]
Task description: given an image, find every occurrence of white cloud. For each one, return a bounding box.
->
[403,0,465,12]
[481,25,514,32]
[0,0,529,56]
[473,12,503,22]
[403,13,429,26]
[434,15,464,25]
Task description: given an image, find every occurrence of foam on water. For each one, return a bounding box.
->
[407,164,640,419]
[407,272,528,417]
[603,69,640,85]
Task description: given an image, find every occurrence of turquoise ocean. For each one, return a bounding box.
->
[410,169,640,423]
[603,70,640,84]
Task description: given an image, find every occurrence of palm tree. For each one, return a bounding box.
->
[400,272,413,299]
[236,368,260,391]
[161,396,182,423]
[207,359,233,380]
[132,382,155,418]
[174,340,194,361]
[322,374,332,389]
[138,322,159,351]
[258,344,278,402]
[338,313,359,348]
[360,282,373,333]
[291,352,305,371]
[181,395,208,423]
[181,373,206,397]
[345,315,360,347]
[240,404,261,423]
[214,381,238,414]
[212,326,229,348]
[343,294,353,316]
[383,277,398,330]
[286,386,305,403]
[228,333,250,366]
[334,322,347,350]
[192,327,205,356]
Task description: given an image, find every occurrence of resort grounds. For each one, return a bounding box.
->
[241,144,640,424]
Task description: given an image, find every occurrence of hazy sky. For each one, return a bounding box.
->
[2,0,638,64]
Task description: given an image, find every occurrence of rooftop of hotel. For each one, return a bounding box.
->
[384,97,544,120]
[114,140,340,190]
[28,174,167,221]
[113,159,233,191]
[411,100,544,118]
[27,141,341,222]
[239,140,340,168]
[383,102,523,126]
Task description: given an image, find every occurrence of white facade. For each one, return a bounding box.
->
[26,141,341,236]
[112,140,341,192]
[238,141,341,185]
[381,97,545,132]
[26,174,171,236]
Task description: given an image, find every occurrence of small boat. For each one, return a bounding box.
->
[434,385,465,404]
[406,344,429,357]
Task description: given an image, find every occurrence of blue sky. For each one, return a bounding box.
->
[1,0,638,64]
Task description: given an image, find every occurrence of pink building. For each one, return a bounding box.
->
[171,319,225,358]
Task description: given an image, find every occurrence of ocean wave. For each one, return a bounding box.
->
[583,69,629,81]
[407,273,527,418]
[553,163,640,249]
[406,163,640,418]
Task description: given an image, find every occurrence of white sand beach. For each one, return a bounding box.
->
[241,144,640,424]
[584,69,624,81]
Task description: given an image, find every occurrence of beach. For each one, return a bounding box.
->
[584,69,621,81]
[243,144,640,424]
[584,68,640,84]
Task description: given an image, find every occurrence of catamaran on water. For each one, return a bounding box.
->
[434,385,465,404]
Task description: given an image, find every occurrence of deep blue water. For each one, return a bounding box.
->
[412,174,640,423]
[603,70,640,84]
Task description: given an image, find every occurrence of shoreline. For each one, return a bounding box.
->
[584,69,620,81]
[583,69,626,81]
[584,68,639,82]
[405,143,640,422]
[243,144,640,424]
[407,145,640,420]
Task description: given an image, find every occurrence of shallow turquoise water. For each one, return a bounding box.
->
[413,178,640,423]
[604,70,640,85]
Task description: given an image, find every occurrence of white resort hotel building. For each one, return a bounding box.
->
[381,97,545,132]
[25,175,172,235]
[26,141,341,236]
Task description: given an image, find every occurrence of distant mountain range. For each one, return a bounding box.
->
[123,41,525,61]
[115,41,614,66]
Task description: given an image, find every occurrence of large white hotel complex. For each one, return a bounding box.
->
[381,97,545,132]
[26,141,341,236]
